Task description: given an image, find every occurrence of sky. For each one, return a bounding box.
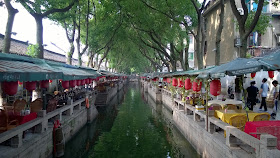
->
[0,2,82,59]
[0,1,207,60]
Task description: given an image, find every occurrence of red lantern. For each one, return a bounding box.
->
[62,80,70,89]
[26,81,36,91]
[167,78,171,83]
[162,78,167,82]
[76,80,81,86]
[85,78,90,84]
[172,78,178,87]
[210,80,221,96]
[178,78,184,88]
[185,78,192,90]
[70,80,77,87]
[40,80,49,89]
[251,72,256,78]
[2,81,18,95]
[89,78,93,83]
[81,79,86,85]
[192,81,202,92]
[268,71,274,79]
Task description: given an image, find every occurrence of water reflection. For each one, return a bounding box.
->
[64,83,199,158]
[143,90,200,158]
[63,87,126,158]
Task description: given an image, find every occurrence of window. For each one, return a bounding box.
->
[188,52,194,60]
[189,35,193,44]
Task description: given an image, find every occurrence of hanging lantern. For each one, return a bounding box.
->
[167,78,171,83]
[163,78,167,82]
[89,78,93,84]
[251,72,256,78]
[85,78,90,84]
[178,78,184,88]
[40,80,49,89]
[2,81,18,95]
[26,81,36,91]
[185,78,192,90]
[193,81,202,92]
[210,80,221,96]
[18,81,23,86]
[49,79,53,83]
[81,79,86,85]
[70,80,77,87]
[268,71,274,79]
[172,78,178,87]
[76,80,81,86]
[62,80,70,89]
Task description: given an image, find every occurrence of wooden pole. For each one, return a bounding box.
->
[206,80,209,131]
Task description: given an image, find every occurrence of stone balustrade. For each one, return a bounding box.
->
[0,91,95,148]
[172,98,280,158]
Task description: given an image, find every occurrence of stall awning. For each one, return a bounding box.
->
[259,51,280,70]
[0,53,62,82]
[45,61,95,80]
[198,58,277,78]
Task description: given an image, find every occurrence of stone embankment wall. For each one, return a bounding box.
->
[142,80,280,158]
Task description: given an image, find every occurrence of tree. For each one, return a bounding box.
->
[139,0,200,69]
[76,0,90,66]
[18,0,77,58]
[229,0,265,58]
[215,0,225,65]
[2,0,18,53]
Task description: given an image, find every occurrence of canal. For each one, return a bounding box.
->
[63,83,200,158]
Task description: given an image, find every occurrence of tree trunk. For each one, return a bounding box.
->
[201,17,206,68]
[215,0,225,66]
[3,0,18,53]
[35,15,44,59]
[67,42,74,65]
[184,47,189,70]
[105,58,108,70]
[98,47,110,70]
[179,49,186,71]
[240,37,248,58]
[94,54,99,69]
[195,17,203,69]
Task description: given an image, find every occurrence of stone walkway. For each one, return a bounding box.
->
[251,102,277,120]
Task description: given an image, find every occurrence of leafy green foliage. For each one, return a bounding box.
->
[245,11,272,35]
[26,44,40,58]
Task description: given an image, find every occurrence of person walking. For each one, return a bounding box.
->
[246,81,259,111]
[259,78,269,112]
[271,80,279,119]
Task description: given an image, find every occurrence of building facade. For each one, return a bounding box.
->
[201,0,280,67]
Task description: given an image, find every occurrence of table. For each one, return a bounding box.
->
[215,109,268,123]
[11,112,37,125]
[244,121,280,150]
[208,99,243,109]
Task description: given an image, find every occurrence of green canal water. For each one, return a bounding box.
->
[63,83,200,158]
